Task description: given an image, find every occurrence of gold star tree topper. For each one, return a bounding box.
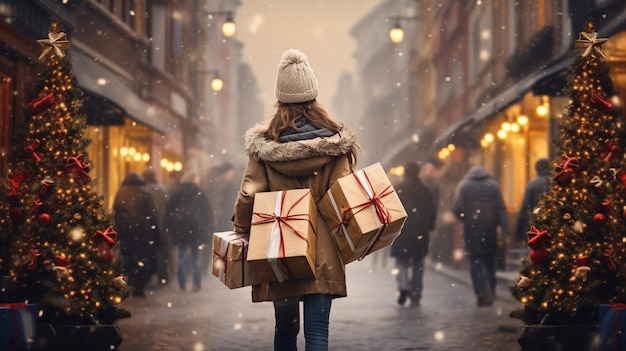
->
[37,21,70,61]
[575,20,608,60]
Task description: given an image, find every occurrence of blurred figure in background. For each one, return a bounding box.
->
[391,162,437,307]
[514,158,551,246]
[452,165,509,307]
[164,171,212,292]
[113,172,160,297]
[142,167,171,286]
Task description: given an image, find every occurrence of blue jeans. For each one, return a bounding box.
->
[177,245,201,290]
[273,294,333,351]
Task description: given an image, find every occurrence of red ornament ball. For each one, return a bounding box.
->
[97,241,114,262]
[38,213,51,226]
[593,213,607,226]
[9,207,22,220]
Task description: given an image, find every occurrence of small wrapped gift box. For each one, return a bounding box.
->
[318,162,407,264]
[212,231,251,289]
[599,303,626,351]
[247,189,317,283]
[0,303,38,351]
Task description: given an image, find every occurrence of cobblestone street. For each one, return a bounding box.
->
[116,254,523,351]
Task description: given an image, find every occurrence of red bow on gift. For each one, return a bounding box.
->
[24,139,44,165]
[65,154,91,184]
[601,139,621,164]
[554,154,579,184]
[7,170,26,197]
[527,226,553,263]
[92,226,117,246]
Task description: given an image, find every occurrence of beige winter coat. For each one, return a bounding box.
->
[233,122,359,302]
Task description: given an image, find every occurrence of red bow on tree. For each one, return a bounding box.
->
[28,92,56,115]
[7,170,26,197]
[527,226,553,263]
[27,249,41,270]
[604,249,617,271]
[92,226,117,246]
[601,139,621,164]
[590,91,617,115]
[554,154,579,184]
[24,139,44,165]
[65,154,91,184]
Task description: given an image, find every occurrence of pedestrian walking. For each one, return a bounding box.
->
[113,172,160,297]
[232,49,360,351]
[452,165,509,307]
[142,167,171,286]
[514,158,551,244]
[390,162,437,307]
[164,171,212,292]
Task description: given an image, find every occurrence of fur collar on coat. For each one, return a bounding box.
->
[243,122,358,163]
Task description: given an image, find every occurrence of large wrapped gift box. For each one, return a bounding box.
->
[599,303,626,351]
[247,189,317,283]
[212,231,251,289]
[319,162,407,264]
[0,303,38,351]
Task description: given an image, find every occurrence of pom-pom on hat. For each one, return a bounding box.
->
[275,49,318,103]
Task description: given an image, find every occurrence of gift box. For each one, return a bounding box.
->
[212,231,251,289]
[599,303,626,351]
[247,189,317,283]
[0,303,38,351]
[318,162,407,264]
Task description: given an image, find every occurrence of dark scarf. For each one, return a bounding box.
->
[278,117,335,142]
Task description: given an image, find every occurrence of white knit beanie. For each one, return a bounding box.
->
[275,49,318,103]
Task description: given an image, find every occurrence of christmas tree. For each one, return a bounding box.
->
[510,19,626,325]
[0,20,130,325]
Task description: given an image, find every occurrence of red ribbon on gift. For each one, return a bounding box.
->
[92,226,117,246]
[554,154,579,184]
[27,249,40,270]
[601,139,621,164]
[8,170,26,197]
[252,191,312,257]
[0,302,28,351]
[65,154,91,184]
[24,139,44,165]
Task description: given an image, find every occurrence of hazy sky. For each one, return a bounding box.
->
[236,1,380,114]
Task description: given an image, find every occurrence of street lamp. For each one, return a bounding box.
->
[200,70,224,92]
[389,16,418,44]
[206,11,236,37]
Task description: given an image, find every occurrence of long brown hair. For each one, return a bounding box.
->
[266,100,358,170]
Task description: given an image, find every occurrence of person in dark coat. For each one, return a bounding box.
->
[452,165,509,306]
[164,172,212,292]
[514,158,551,243]
[142,167,171,286]
[390,162,437,306]
[113,172,160,297]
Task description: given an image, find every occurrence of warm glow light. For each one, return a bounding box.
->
[211,77,224,92]
[160,158,168,168]
[174,162,183,171]
[517,115,529,126]
[502,122,511,131]
[142,153,150,162]
[120,147,128,157]
[484,133,494,142]
[497,129,507,139]
[447,144,455,151]
[389,24,404,43]
[222,15,236,37]
[133,153,142,162]
[536,104,548,117]
[511,122,520,133]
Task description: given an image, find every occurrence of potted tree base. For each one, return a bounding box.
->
[36,323,123,351]
[517,324,599,351]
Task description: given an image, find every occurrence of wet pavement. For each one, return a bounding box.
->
[116,255,524,351]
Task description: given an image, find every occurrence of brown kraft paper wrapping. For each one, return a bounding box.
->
[212,231,251,289]
[247,189,317,283]
[319,162,407,264]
